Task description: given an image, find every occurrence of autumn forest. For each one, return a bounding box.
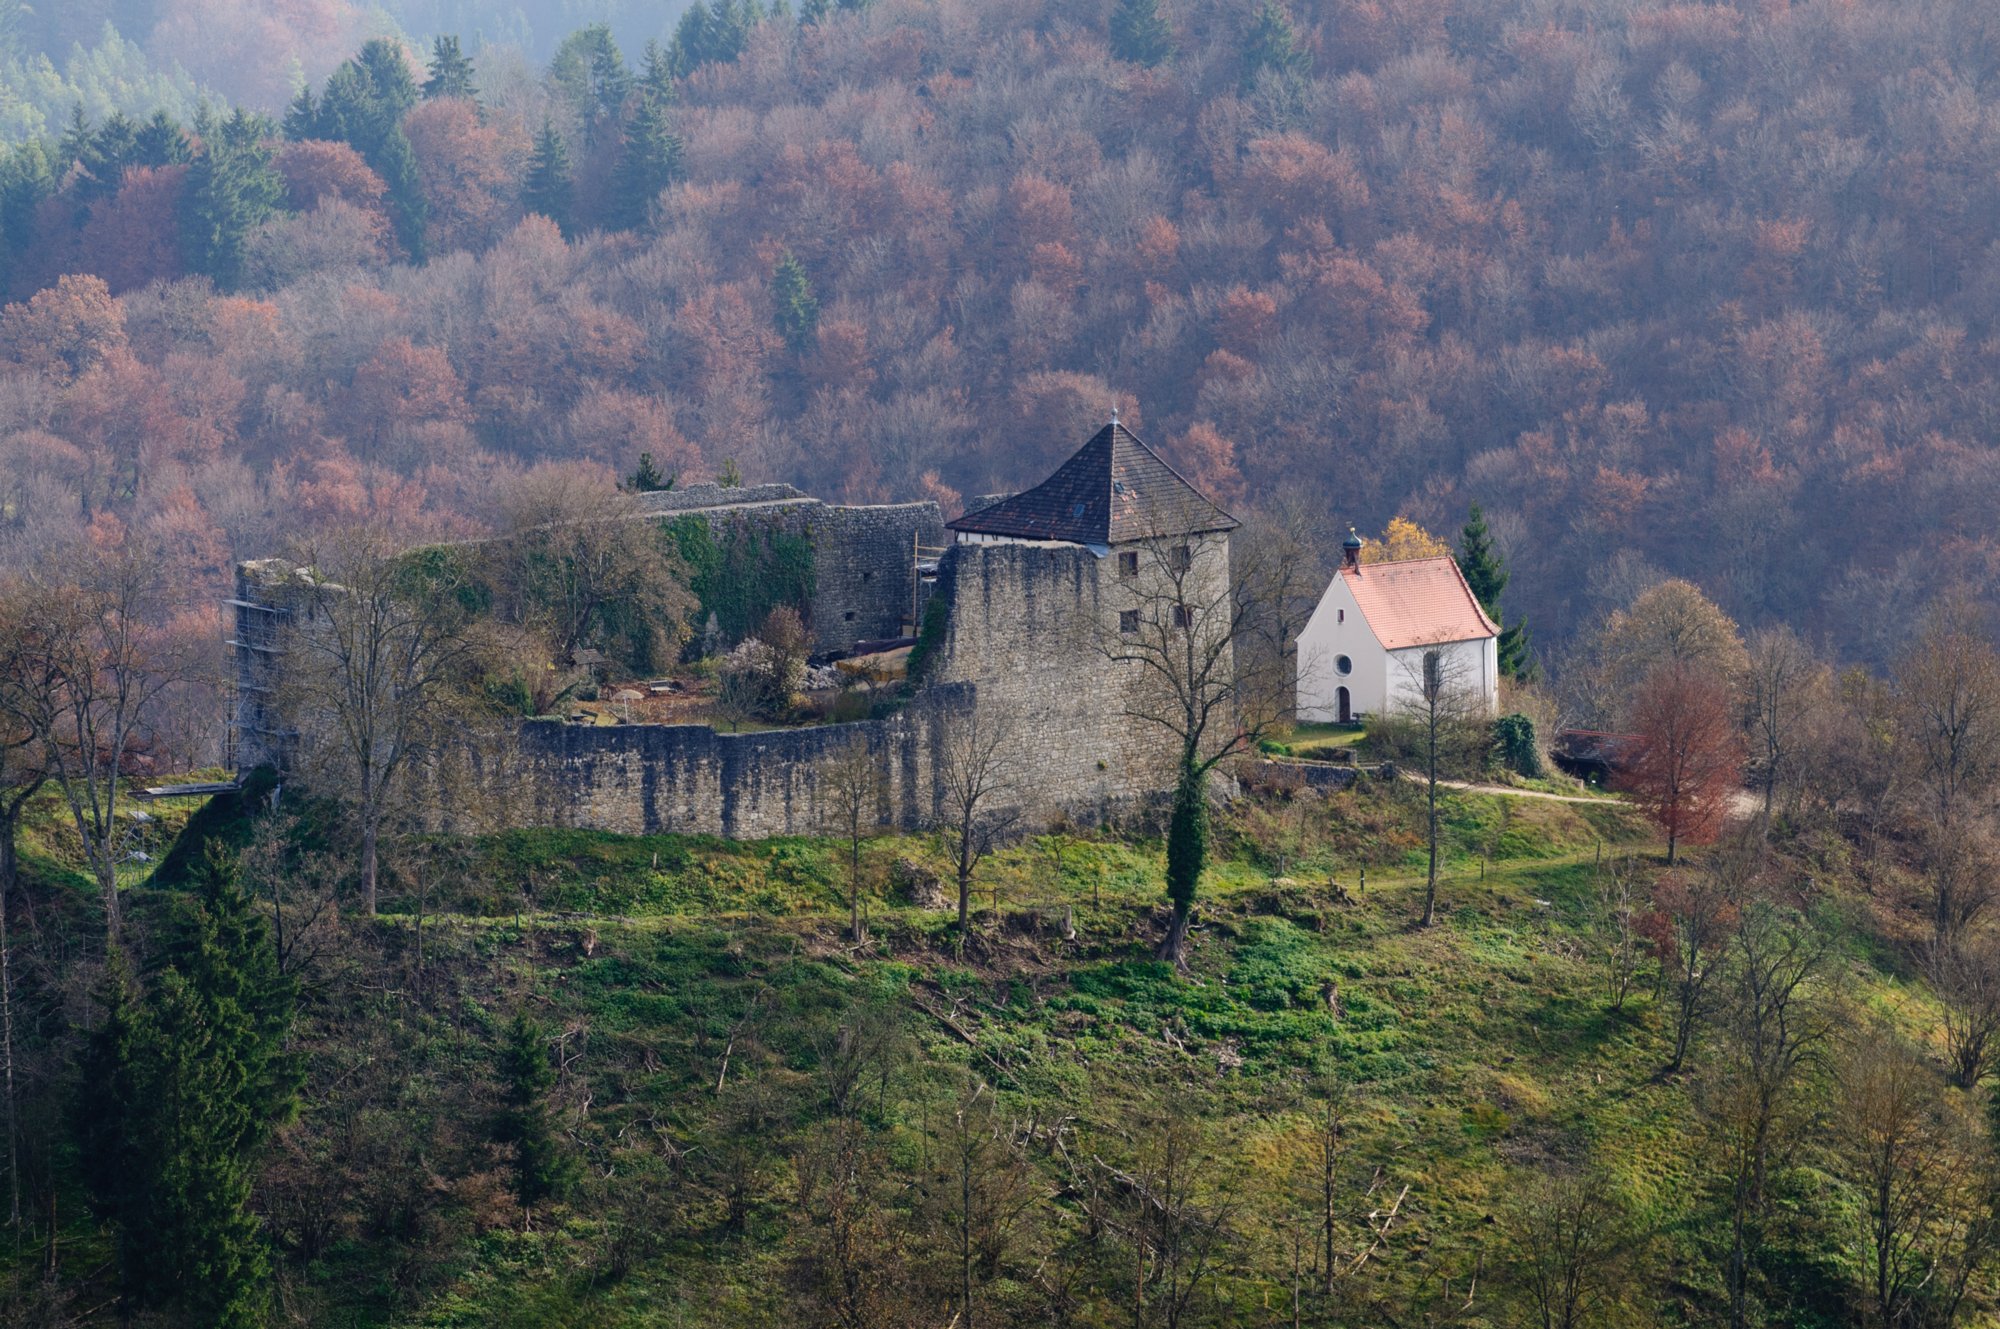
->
[3,0,1998,695]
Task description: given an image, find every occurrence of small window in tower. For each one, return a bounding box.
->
[1119,610,1139,634]
[844,611,857,622]
[1169,543,1192,572]
[1173,605,1191,629]
[861,571,873,583]
[1118,551,1138,578]
[1338,609,1344,623]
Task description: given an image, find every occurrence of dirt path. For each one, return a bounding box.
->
[1420,775,1624,806]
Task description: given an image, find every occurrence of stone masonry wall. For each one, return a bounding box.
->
[667,499,943,655]
[422,684,976,839]
[804,503,945,651]
[928,541,1189,826]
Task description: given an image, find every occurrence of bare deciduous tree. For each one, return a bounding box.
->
[1701,895,1835,1329]
[15,533,193,939]
[822,736,884,944]
[1498,1166,1633,1329]
[1388,643,1489,927]
[935,703,1020,953]
[927,1077,1039,1329]
[1741,625,1826,822]
[1893,601,2000,939]
[1923,931,2000,1089]
[1101,1082,1239,1329]
[1597,861,1644,1014]
[484,464,696,672]
[1652,861,1740,1074]
[1834,1028,1998,1329]
[282,528,482,914]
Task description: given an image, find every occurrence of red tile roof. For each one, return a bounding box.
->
[947,423,1239,545]
[1342,556,1499,649]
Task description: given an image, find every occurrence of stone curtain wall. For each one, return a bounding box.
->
[422,684,977,839]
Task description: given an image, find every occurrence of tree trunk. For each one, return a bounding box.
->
[956,837,972,956]
[0,825,16,1227]
[95,856,120,941]
[1157,907,1191,971]
[1161,772,1206,970]
[960,1139,974,1329]
[1421,735,1440,927]
[362,816,379,916]
[849,840,863,943]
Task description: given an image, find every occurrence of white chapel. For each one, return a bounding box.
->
[1296,531,1501,725]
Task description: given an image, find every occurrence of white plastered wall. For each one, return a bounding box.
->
[1296,576,1501,722]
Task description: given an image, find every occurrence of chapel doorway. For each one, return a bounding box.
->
[1336,687,1351,724]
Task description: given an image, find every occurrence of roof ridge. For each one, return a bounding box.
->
[1110,421,1242,532]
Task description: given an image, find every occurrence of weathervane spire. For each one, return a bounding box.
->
[1110,403,1121,427]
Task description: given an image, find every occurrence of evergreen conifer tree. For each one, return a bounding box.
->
[372,125,429,261]
[498,1012,573,1224]
[523,120,575,236]
[628,451,673,492]
[57,104,92,172]
[303,41,427,257]
[549,23,630,149]
[135,110,191,166]
[355,37,420,122]
[1458,502,1532,680]
[79,112,137,202]
[423,34,477,101]
[1241,1,1310,88]
[771,250,818,354]
[610,42,684,232]
[282,86,318,141]
[181,108,285,289]
[78,856,295,1327]
[669,1,764,77]
[1111,0,1175,67]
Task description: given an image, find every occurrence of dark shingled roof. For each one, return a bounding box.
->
[947,423,1239,545]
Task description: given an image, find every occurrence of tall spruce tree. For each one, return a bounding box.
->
[134,110,191,166]
[78,856,296,1327]
[523,120,575,236]
[549,23,630,150]
[771,250,818,354]
[305,40,428,258]
[498,1011,574,1225]
[181,107,285,289]
[423,34,477,101]
[610,41,684,232]
[1111,0,1175,67]
[1241,1,1310,88]
[669,0,763,77]
[281,86,318,140]
[1458,503,1532,680]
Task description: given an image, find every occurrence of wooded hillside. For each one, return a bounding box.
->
[4,0,1999,673]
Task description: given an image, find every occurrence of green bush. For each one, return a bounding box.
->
[1493,713,1541,777]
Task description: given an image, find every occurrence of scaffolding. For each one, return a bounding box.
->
[907,533,948,637]
[226,594,293,772]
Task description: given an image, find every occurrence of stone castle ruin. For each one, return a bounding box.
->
[232,423,1238,838]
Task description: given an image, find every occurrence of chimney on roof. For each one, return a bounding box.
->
[1342,527,1363,572]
